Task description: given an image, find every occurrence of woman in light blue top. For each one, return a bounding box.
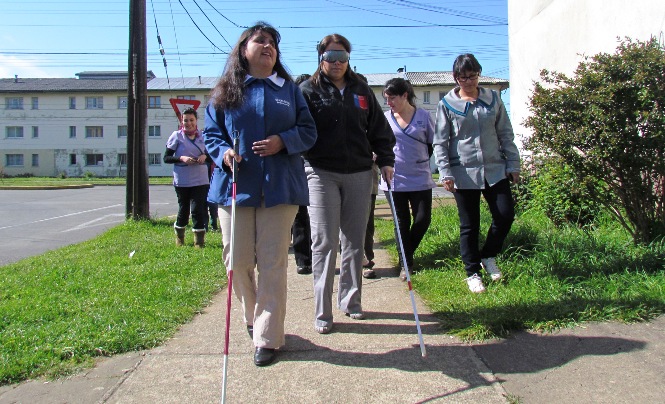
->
[379,78,435,280]
[433,53,520,294]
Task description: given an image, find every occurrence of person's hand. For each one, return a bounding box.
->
[508,172,521,184]
[196,154,207,165]
[223,148,242,171]
[380,166,394,186]
[442,179,456,193]
[180,156,198,165]
[252,135,284,157]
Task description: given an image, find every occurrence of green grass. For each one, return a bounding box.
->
[0,176,173,186]
[375,204,665,341]
[0,219,225,385]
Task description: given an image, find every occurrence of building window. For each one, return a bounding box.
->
[423,91,430,104]
[85,154,104,166]
[31,97,39,110]
[118,153,127,166]
[177,95,196,100]
[32,154,39,167]
[148,96,161,109]
[118,125,128,137]
[32,126,39,138]
[439,92,446,102]
[6,154,24,166]
[69,126,77,138]
[118,96,128,109]
[85,96,103,109]
[69,97,76,109]
[85,126,103,138]
[70,154,77,165]
[148,153,161,165]
[6,126,24,138]
[148,125,161,137]
[5,97,23,110]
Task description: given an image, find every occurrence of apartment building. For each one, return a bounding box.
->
[0,71,508,177]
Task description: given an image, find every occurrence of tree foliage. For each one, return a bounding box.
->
[525,37,665,244]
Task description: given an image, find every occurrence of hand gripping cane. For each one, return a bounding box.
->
[386,183,427,357]
[221,132,239,404]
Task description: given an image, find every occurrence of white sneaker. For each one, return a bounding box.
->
[481,257,502,281]
[466,273,486,293]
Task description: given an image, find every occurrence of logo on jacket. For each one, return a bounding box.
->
[275,98,291,107]
[353,94,368,110]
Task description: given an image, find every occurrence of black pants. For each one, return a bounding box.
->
[174,185,208,230]
[385,189,432,267]
[364,194,377,261]
[291,205,311,267]
[453,179,515,277]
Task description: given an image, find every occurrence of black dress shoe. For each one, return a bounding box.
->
[247,325,253,338]
[254,347,276,366]
[297,265,312,275]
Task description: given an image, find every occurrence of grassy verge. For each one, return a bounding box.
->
[0,177,173,186]
[375,204,665,341]
[0,219,225,385]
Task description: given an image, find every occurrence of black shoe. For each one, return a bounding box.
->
[254,347,276,366]
[297,265,312,275]
[362,259,375,269]
[247,325,253,338]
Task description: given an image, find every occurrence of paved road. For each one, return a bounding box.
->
[0,185,176,266]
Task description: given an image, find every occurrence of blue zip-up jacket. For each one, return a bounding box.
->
[203,74,317,207]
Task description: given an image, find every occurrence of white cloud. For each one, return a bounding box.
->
[0,55,59,78]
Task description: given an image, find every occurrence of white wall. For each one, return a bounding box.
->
[508,0,665,149]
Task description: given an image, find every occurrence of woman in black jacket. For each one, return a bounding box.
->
[299,33,395,334]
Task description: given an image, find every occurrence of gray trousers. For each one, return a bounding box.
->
[306,166,372,328]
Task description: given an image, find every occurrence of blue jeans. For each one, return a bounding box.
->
[453,179,514,277]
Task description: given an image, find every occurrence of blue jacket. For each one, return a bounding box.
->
[434,87,520,189]
[203,75,317,207]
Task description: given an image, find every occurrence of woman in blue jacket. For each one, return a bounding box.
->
[203,22,317,366]
[434,53,520,294]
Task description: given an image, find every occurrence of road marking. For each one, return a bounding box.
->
[0,204,123,231]
[62,213,126,232]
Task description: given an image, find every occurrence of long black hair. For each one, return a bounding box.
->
[383,78,417,108]
[210,22,292,109]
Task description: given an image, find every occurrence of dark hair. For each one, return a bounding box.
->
[210,21,292,109]
[310,33,360,87]
[182,107,197,119]
[452,53,482,81]
[294,73,311,86]
[383,78,416,108]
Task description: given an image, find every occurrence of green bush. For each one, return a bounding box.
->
[527,158,606,227]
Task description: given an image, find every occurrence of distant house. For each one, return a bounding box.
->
[508,0,665,148]
[0,71,508,177]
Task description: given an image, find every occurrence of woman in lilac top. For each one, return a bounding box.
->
[163,107,210,248]
[379,78,436,280]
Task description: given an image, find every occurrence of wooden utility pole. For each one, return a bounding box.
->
[126,0,150,219]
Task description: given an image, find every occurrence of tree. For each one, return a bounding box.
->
[525,37,665,244]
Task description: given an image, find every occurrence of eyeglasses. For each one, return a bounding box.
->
[321,50,350,63]
[457,73,479,82]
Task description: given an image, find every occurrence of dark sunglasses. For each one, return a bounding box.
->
[321,50,350,63]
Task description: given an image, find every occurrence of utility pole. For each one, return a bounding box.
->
[126,0,150,220]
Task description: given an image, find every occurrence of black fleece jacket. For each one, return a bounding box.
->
[299,74,395,173]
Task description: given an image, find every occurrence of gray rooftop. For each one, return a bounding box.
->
[0,71,508,93]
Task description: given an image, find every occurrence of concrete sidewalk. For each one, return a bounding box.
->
[1,228,663,403]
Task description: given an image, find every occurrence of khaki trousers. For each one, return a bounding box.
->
[219,202,297,349]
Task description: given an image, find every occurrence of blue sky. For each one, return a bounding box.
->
[1,0,508,79]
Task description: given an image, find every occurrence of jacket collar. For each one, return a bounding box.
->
[442,87,496,116]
